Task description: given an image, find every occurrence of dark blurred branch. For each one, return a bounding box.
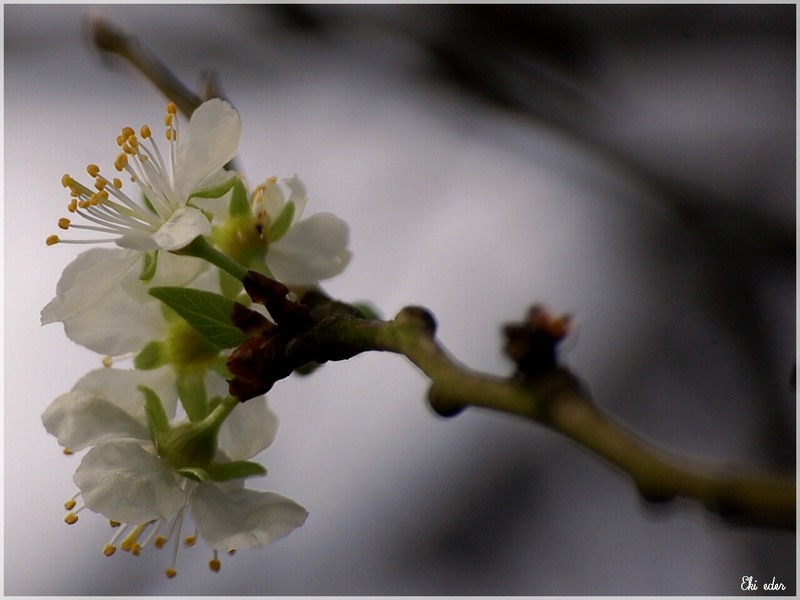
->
[228,275,795,530]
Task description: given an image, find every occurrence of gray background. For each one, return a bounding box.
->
[4,4,795,595]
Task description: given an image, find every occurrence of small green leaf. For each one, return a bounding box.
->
[134,341,167,370]
[188,176,237,201]
[267,200,295,242]
[149,286,247,349]
[140,385,169,446]
[177,467,212,483]
[176,370,209,423]
[140,251,158,281]
[207,460,267,482]
[228,178,252,218]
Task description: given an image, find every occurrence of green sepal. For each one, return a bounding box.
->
[188,175,238,201]
[134,341,168,370]
[207,460,267,482]
[140,251,159,282]
[149,286,247,349]
[228,178,252,218]
[140,385,170,447]
[177,467,212,483]
[142,194,158,216]
[176,369,209,422]
[352,301,382,320]
[266,200,295,242]
[219,268,243,300]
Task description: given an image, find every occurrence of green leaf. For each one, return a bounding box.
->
[140,385,170,446]
[176,370,209,422]
[228,178,251,218]
[267,200,295,242]
[134,341,167,370]
[207,460,267,482]
[140,251,158,281]
[149,286,247,349]
[188,175,237,200]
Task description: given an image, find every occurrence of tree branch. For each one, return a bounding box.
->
[227,279,795,530]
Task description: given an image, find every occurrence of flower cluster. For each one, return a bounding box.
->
[41,99,351,577]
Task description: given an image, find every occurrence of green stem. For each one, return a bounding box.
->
[173,236,248,280]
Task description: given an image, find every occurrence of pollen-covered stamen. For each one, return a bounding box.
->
[63,492,80,511]
[102,523,130,557]
[209,550,221,572]
[64,499,86,525]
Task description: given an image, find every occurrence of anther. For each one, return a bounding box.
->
[86,164,100,177]
[58,218,71,230]
[121,126,135,139]
[112,178,123,189]
[64,512,79,525]
[46,235,60,246]
[140,125,152,139]
[109,520,121,527]
[115,153,128,171]
[103,544,117,557]
[184,534,197,547]
[154,535,167,549]
[61,174,73,188]
[165,568,177,579]
[67,199,78,213]
[102,356,113,368]
[167,102,177,115]
[209,553,221,573]
[62,448,74,455]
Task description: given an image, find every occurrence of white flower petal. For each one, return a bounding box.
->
[42,367,178,451]
[284,175,308,221]
[268,213,352,284]
[74,440,185,524]
[151,207,212,252]
[191,484,307,551]
[217,396,279,461]
[61,285,165,356]
[74,366,180,419]
[40,248,139,326]
[175,99,241,200]
[42,391,149,451]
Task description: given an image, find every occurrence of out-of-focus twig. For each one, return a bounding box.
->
[91,16,203,117]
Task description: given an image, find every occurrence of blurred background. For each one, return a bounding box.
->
[4,4,795,595]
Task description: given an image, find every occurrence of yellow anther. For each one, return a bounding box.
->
[165,568,177,579]
[140,125,152,139]
[61,174,73,188]
[116,134,126,146]
[165,129,176,141]
[121,524,147,552]
[164,113,174,127]
[227,549,237,556]
[89,194,101,206]
[184,534,197,547]
[102,356,113,368]
[46,235,60,246]
[154,535,167,549]
[109,520,121,527]
[64,512,79,525]
[121,126,135,139]
[62,447,74,455]
[79,199,91,209]
[95,178,108,191]
[86,164,100,177]
[64,498,77,510]
[58,218,71,230]
[167,102,177,115]
[266,176,278,184]
[115,153,128,171]
[209,558,221,572]
[103,544,117,557]
[67,199,78,213]
[131,543,142,556]
[112,177,123,189]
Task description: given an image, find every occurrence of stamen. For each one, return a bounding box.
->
[102,356,113,368]
[121,523,148,552]
[209,551,221,572]
[165,568,178,579]
[62,448,74,456]
[86,164,100,178]
[46,235,60,246]
[63,492,80,510]
[103,523,130,557]
[58,218,71,230]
